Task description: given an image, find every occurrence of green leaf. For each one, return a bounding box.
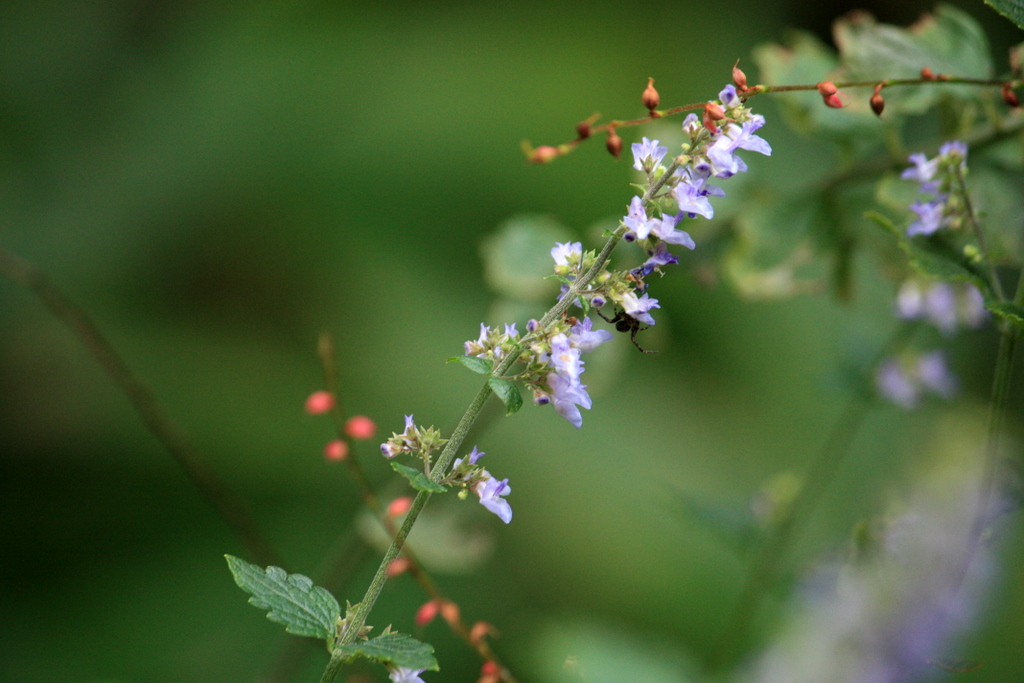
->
[447,356,493,374]
[391,462,447,493]
[225,555,340,640]
[985,0,1024,30]
[479,214,572,302]
[488,377,523,415]
[865,211,994,299]
[987,301,1024,332]
[336,632,439,671]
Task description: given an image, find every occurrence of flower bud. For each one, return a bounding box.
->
[439,600,461,628]
[816,83,846,108]
[606,128,622,159]
[642,77,660,112]
[528,145,559,164]
[732,61,748,91]
[702,102,725,133]
[387,557,410,577]
[478,660,501,683]
[324,439,348,461]
[304,390,335,415]
[575,120,591,139]
[470,621,497,645]
[415,600,440,627]
[920,67,937,81]
[870,84,885,116]
[816,81,837,96]
[387,496,413,517]
[345,415,377,440]
[1002,83,1020,108]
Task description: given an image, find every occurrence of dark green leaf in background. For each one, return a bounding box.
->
[984,0,1024,30]
[225,555,340,640]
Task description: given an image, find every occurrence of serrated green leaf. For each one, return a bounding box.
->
[335,632,439,671]
[987,301,1024,332]
[985,0,1024,30]
[488,377,523,415]
[391,462,447,493]
[447,355,493,374]
[834,5,991,115]
[866,210,995,300]
[225,555,340,640]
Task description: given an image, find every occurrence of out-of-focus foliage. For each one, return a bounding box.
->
[2,1,1023,682]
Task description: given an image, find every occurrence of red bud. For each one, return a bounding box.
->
[920,67,937,81]
[528,145,559,164]
[387,496,413,517]
[439,600,461,628]
[345,415,377,440]
[324,439,348,461]
[387,557,410,577]
[732,60,748,91]
[816,81,838,97]
[606,129,622,159]
[870,84,885,116]
[1002,83,1020,108]
[642,77,660,112]
[305,390,335,415]
[470,621,496,645]
[415,600,440,628]
[575,121,591,139]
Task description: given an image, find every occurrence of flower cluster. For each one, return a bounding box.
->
[875,351,958,409]
[463,312,613,428]
[587,85,771,329]
[896,279,986,335]
[380,415,447,462]
[443,447,512,524]
[901,140,969,236]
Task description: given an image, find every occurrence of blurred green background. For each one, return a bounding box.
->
[2,1,1022,681]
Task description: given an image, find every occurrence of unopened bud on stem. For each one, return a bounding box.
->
[642,77,660,113]
[606,128,622,158]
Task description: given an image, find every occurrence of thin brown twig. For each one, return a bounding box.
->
[0,245,283,568]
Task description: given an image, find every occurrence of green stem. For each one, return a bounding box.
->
[323,223,630,680]
[960,266,1024,585]
[707,322,918,670]
[953,165,1005,301]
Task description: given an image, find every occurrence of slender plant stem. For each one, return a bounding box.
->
[953,165,1005,301]
[323,225,627,681]
[707,322,919,670]
[0,246,282,568]
[959,266,1024,586]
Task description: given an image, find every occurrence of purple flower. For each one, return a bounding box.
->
[900,152,941,192]
[549,333,583,380]
[631,136,668,172]
[672,167,721,220]
[569,317,614,352]
[906,198,948,236]
[548,371,591,428]
[648,214,696,249]
[918,351,957,398]
[876,359,920,409]
[623,196,654,240]
[619,291,660,326]
[706,116,772,178]
[719,84,741,108]
[635,242,679,277]
[551,242,582,266]
[475,474,512,523]
[389,666,427,683]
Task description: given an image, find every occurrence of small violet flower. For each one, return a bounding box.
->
[389,666,427,683]
[619,291,660,326]
[631,136,668,173]
[475,474,512,524]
